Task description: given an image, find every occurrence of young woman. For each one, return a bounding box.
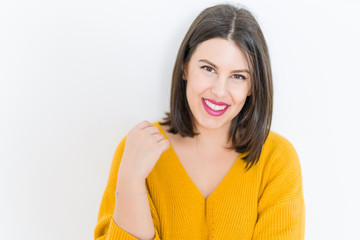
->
[95,4,305,240]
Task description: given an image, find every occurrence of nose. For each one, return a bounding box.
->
[210,76,228,97]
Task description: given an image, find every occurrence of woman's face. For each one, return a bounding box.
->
[184,37,251,132]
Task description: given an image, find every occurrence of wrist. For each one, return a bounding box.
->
[115,189,148,198]
[119,157,147,180]
[118,166,146,183]
[116,172,146,194]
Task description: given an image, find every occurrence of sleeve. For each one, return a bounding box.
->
[94,137,161,240]
[252,137,305,240]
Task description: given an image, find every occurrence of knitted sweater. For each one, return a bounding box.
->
[94,121,305,239]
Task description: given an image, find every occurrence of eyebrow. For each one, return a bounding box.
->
[198,59,250,74]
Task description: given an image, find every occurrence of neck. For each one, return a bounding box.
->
[192,123,232,150]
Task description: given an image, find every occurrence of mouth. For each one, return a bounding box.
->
[202,98,230,116]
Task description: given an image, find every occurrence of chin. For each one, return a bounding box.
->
[195,117,230,131]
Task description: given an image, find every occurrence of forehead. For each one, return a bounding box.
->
[190,37,249,70]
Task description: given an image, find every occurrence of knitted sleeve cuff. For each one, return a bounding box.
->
[107,217,161,240]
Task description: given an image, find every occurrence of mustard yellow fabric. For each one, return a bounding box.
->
[94,121,305,239]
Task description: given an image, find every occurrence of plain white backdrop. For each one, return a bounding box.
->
[1,0,359,239]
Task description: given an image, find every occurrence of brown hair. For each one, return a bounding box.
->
[161,4,273,170]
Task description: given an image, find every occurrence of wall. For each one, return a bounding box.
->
[0,0,359,239]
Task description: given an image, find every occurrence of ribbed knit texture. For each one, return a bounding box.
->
[94,121,305,239]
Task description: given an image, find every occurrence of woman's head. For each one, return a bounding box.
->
[162,4,273,170]
[183,37,252,134]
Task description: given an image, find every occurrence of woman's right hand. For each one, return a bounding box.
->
[118,121,170,180]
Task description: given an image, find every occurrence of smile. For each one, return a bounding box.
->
[202,98,230,116]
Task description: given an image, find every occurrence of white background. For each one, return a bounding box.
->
[1,0,359,239]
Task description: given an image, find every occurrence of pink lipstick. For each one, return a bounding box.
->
[201,98,229,116]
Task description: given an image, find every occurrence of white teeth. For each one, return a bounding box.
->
[204,99,227,111]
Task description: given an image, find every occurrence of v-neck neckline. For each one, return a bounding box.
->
[156,122,241,203]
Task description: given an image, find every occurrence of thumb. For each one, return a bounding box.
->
[158,139,170,153]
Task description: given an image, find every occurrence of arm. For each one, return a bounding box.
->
[252,138,305,239]
[113,170,156,240]
[94,137,161,240]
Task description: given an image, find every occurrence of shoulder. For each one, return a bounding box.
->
[152,121,171,139]
[259,130,301,178]
[264,131,297,152]
[152,121,162,130]
[262,130,299,161]
[257,131,304,204]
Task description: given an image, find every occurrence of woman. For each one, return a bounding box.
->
[94,4,305,240]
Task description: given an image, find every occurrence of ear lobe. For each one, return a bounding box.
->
[182,73,187,80]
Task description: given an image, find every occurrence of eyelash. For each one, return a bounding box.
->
[200,65,247,80]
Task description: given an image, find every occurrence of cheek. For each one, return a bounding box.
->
[231,88,250,107]
[185,80,198,104]
[187,76,209,95]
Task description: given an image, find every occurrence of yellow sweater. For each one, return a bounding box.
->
[94,122,305,239]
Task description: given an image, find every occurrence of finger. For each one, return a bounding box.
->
[151,133,165,143]
[144,126,160,135]
[157,139,170,153]
[134,120,152,130]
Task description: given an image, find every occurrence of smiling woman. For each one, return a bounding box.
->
[183,37,251,133]
[95,3,304,240]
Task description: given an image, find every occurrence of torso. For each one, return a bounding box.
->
[162,125,239,200]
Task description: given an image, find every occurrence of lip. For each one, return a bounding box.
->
[201,98,229,116]
[203,98,229,106]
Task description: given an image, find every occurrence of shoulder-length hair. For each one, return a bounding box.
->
[161,4,273,170]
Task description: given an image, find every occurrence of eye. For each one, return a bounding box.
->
[232,74,246,80]
[201,65,215,73]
